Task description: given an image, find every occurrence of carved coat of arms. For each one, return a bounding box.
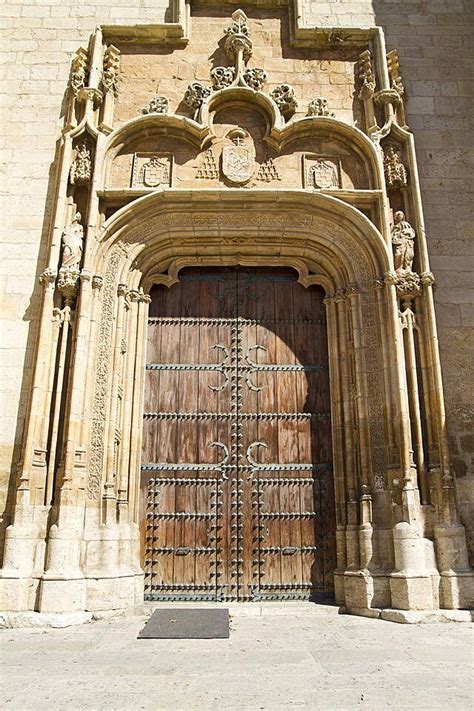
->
[310,159,339,189]
[222,143,254,184]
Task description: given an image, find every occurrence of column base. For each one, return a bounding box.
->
[37,576,86,612]
[389,573,439,610]
[0,575,39,611]
[439,570,474,609]
[342,571,391,609]
[85,573,144,611]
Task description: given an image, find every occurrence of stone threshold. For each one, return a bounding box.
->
[340,605,474,624]
[2,602,472,627]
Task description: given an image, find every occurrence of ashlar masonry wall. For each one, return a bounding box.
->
[1,0,473,557]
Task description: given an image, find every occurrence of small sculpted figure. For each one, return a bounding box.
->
[391,210,415,274]
[61,212,84,271]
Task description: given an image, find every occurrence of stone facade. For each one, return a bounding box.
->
[0,1,473,616]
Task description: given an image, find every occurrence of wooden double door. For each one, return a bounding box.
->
[141,267,335,601]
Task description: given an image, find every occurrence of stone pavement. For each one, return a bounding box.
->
[1,604,473,710]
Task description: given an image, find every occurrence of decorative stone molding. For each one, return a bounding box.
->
[102,45,120,96]
[211,66,235,90]
[243,67,267,91]
[271,84,297,118]
[421,271,435,287]
[68,47,88,96]
[141,96,168,115]
[224,9,252,63]
[183,82,212,111]
[57,267,80,301]
[76,87,103,106]
[307,97,334,118]
[69,141,93,186]
[383,144,407,190]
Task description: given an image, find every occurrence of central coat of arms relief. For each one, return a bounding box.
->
[221,128,255,185]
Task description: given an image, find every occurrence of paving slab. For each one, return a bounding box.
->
[1,604,473,710]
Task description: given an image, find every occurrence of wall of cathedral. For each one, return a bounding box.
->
[1,1,473,555]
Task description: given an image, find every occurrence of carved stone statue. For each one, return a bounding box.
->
[61,213,84,271]
[391,211,415,274]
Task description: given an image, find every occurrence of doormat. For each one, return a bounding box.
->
[138,608,230,639]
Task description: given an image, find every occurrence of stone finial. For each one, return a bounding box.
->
[243,67,267,91]
[387,49,405,98]
[69,47,88,96]
[70,141,92,185]
[307,97,335,118]
[183,82,212,111]
[102,45,120,96]
[391,211,415,275]
[271,84,297,119]
[211,66,236,90]
[141,96,168,115]
[383,144,408,189]
[224,9,252,63]
[358,49,375,99]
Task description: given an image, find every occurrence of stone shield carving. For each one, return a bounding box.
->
[222,144,254,184]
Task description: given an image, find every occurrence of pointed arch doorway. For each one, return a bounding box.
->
[140,266,336,602]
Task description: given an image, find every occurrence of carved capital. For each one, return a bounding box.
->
[39,267,57,286]
[333,287,347,303]
[80,269,92,282]
[421,271,435,287]
[395,272,422,300]
[92,275,103,290]
[374,88,401,106]
[345,283,360,298]
[384,270,398,286]
[76,87,103,106]
[117,283,129,297]
[57,267,80,301]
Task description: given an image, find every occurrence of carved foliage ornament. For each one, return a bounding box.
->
[70,140,93,185]
[243,67,267,91]
[271,84,297,118]
[141,96,168,115]
[307,97,335,118]
[383,144,408,189]
[183,82,212,111]
[211,66,235,90]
